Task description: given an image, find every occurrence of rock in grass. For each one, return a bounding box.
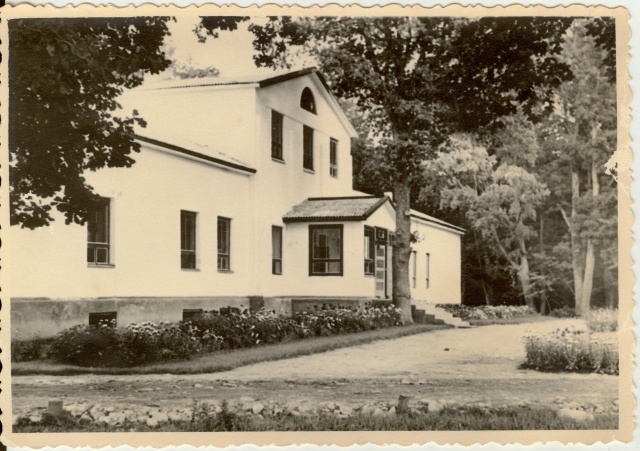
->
[557,408,595,422]
[146,417,158,428]
[339,405,353,416]
[79,414,93,423]
[153,412,169,424]
[361,404,377,416]
[252,402,265,415]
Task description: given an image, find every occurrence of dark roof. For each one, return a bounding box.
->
[283,196,390,223]
[134,135,256,174]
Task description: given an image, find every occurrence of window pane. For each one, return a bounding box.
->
[271,111,283,159]
[87,198,110,265]
[181,211,197,269]
[218,217,231,271]
[303,126,314,170]
[272,226,282,259]
[313,228,340,259]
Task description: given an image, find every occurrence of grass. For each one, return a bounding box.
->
[12,323,445,376]
[14,406,618,432]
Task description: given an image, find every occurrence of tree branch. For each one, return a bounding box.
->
[490,225,518,269]
[558,205,571,228]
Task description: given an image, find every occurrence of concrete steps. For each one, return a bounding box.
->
[412,304,471,328]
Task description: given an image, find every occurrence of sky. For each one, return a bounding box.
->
[146,17,307,83]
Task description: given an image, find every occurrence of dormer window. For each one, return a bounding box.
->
[300,87,316,114]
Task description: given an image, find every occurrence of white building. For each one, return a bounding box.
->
[10,68,464,338]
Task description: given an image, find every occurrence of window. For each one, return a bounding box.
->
[330,138,338,177]
[300,87,316,113]
[182,309,204,321]
[89,311,117,327]
[303,126,314,170]
[87,198,111,265]
[218,217,231,271]
[271,110,284,160]
[411,250,417,288]
[272,226,283,275]
[364,226,375,275]
[426,253,431,289]
[180,211,197,269]
[309,225,343,276]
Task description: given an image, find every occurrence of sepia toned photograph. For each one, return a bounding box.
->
[1,3,633,447]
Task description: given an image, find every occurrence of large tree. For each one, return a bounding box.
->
[200,16,572,322]
[9,17,172,229]
[538,19,618,314]
[429,133,549,311]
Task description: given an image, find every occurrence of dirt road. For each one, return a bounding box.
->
[11,318,618,417]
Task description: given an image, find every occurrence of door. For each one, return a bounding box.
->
[375,244,386,298]
[374,227,388,299]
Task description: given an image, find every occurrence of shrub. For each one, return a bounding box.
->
[549,306,578,318]
[437,304,535,321]
[11,337,54,362]
[118,321,202,366]
[49,321,120,367]
[521,326,618,375]
[584,308,618,332]
[41,303,403,368]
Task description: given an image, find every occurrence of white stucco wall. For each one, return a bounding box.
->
[10,72,463,311]
[409,218,463,305]
[260,201,396,298]
[121,84,258,167]
[10,144,258,299]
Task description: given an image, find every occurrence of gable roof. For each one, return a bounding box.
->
[135,135,256,175]
[283,196,390,223]
[138,68,358,138]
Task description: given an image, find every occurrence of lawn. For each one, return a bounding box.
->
[12,323,446,376]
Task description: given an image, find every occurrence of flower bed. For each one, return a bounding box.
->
[437,304,535,321]
[521,326,618,375]
[13,304,402,367]
[584,308,618,332]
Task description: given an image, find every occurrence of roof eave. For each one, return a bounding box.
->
[283,215,367,224]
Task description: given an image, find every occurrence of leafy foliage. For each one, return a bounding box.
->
[437,304,535,321]
[9,17,172,228]
[522,326,618,374]
[31,304,402,367]
[584,308,618,332]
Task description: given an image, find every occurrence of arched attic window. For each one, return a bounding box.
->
[300,87,317,114]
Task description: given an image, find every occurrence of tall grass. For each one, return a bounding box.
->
[13,404,618,432]
[584,309,618,332]
[521,327,618,375]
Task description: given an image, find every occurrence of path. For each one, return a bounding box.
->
[12,318,618,418]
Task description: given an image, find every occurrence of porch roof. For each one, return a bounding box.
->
[282,196,390,223]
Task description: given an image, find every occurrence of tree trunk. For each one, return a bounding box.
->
[480,280,494,306]
[570,166,585,314]
[392,180,414,324]
[579,157,600,313]
[517,235,536,311]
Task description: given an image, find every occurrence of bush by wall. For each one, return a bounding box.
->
[15,304,403,367]
[437,304,535,321]
[521,326,618,375]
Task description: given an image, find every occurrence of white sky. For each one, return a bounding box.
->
[147,17,307,82]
